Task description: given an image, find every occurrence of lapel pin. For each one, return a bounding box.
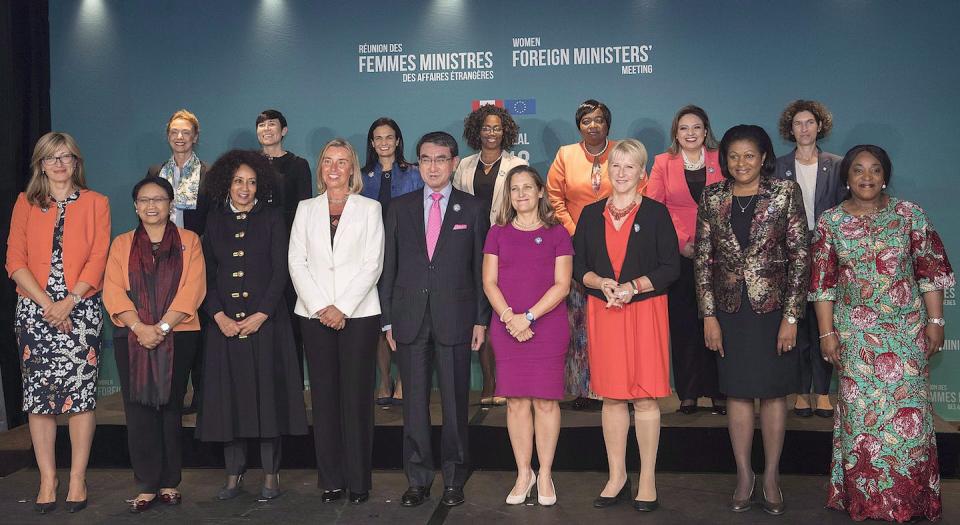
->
[785,170,793,177]
[367,171,374,178]
[822,166,828,171]
[452,203,461,212]
[707,167,715,174]
[535,236,543,244]
[633,224,640,233]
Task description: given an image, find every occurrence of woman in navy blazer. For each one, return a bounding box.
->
[359,117,422,407]
[289,138,384,504]
[773,100,844,419]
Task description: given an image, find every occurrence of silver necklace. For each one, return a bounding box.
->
[733,194,756,213]
[479,151,503,167]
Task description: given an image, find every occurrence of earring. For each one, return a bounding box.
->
[845,185,849,190]
[882,184,887,189]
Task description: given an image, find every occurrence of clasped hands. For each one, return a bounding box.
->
[599,278,633,308]
[215,311,270,338]
[314,305,346,330]
[501,310,533,342]
[132,322,166,350]
[41,297,75,334]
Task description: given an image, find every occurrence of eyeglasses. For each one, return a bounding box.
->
[480,126,503,134]
[419,156,452,167]
[41,154,77,166]
[168,129,195,138]
[136,197,171,206]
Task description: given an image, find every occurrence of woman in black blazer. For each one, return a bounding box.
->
[573,139,679,511]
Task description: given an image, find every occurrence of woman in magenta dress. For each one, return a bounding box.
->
[482,165,573,507]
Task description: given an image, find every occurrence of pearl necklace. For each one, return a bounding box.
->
[328,194,349,205]
[681,147,705,170]
[512,217,542,231]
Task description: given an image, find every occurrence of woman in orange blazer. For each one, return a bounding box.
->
[103,177,205,513]
[6,132,110,514]
[645,105,725,416]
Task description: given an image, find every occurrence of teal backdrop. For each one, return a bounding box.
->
[47,1,960,418]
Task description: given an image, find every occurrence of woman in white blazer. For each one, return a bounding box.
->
[288,138,384,504]
[453,104,527,405]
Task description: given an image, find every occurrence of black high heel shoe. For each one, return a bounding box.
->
[218,473,244,500]
[593,478,631,508]
[34,478,59,514]
[65,480,88,513]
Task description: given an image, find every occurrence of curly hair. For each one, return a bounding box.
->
[462,105,519,152]
[778,99,833,142]
[204,149,278,209]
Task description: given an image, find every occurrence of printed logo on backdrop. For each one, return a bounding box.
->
[471,99,535,162]
[358,42,494,83]
[945,285,955,307]
[930,383,958,412]
[510,36,654,76]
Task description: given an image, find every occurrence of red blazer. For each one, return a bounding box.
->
[645,150,723,249]
[6,190,111,298]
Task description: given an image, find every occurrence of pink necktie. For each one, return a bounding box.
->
[426,192,442,260]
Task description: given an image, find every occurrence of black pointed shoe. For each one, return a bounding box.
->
[633,498,659,512]
[349,491,369,504]
[593,478,631,508]
[321,488,343,503]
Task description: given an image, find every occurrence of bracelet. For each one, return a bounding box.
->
[499,307,514,323]
[130,321,140,331]
[818,331,837,340]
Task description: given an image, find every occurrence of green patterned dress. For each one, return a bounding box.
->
[810,197,953,522]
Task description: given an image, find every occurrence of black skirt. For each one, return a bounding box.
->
[715,287,799,399]
[196,307,308,441]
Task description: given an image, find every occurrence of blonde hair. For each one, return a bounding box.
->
[495,165,558,226]
[25,132,88,207]
[611,138,649,169]
[315,138,363,195]
[166,109,200,137]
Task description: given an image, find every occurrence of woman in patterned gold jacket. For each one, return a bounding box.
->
[693,124,809,515]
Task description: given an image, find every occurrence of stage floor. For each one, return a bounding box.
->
[1,468,957,524]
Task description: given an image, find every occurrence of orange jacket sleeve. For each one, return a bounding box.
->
[5,194,30,278]
[103,233,136,326]
[546,149,574,235]
[168,231,206,325]
[77,194,111,292]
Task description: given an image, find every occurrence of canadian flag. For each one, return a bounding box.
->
[471,99,503,111]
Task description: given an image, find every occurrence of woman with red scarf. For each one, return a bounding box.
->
[103,177,206,513]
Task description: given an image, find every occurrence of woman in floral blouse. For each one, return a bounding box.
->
[810,144,953,522]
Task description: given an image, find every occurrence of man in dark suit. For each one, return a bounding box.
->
[379,131,490,508]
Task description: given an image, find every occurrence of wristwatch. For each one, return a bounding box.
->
[524,311,536,324]
[785,316,797,325]
[928,317,946,327]
[70,293,82,305]
[158,321,172,335]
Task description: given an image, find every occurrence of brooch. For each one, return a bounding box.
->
[452,203,461,212]
[367,171,375,178]
[823,166,828,171]
[707,167,715,174]
[633,224,640,233]
[785,170,793,177]
[535,236,543,244]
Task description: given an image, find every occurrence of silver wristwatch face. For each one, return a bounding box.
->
[159,322,171,333]
[525,312,535,322]
[929,318,945,327]
[786,316,797,325]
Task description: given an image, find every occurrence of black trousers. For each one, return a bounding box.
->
[115,331,199,493]
[302,315,379,493]
[224,437,282,475]
[285,283,305,383]
[670,257,722,400]
[184,313,207,408]
[397,305,472,489]
[796,302,833,395]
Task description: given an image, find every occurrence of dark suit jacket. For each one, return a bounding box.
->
[145,161,210,235]
[379,186,491,346]
[773,148,844,224]
[573,197,680,303]
[694,176,810,319]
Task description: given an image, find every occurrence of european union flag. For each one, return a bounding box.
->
[505,99,536,115]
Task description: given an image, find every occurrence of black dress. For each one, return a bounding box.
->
[715,196,799,398]
[266,152,313,233]
[196,202,307,441]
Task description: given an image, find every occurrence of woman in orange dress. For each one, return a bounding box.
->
[572,139,680,512]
